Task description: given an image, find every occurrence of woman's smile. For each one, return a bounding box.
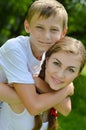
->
[51,76,64,85]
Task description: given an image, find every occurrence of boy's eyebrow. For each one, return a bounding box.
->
[51,25,60,29]
[36,24,60,30]
[36,22,60,28]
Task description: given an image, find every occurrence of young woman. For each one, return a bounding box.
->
[32,36,86,130]
[0,36,86,130]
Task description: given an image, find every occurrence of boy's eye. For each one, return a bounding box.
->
[36,26,43,30]
[51,29,59,32]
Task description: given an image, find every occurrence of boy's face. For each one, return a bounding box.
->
[45,51,80,91]
[25,14,66,55]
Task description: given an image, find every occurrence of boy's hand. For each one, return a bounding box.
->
[54,83,74,116]
[33,76,53,93]
[67,82,74,96]
[55,96,71,116]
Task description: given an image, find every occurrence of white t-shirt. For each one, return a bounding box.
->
[0,36,48,130]
[0,102,48,130]
[0,35,42,83]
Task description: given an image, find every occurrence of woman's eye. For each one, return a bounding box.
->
[53,62,60,66]
[68,68,75,73]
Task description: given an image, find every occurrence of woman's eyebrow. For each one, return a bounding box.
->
[68,66,77,69]
[53,58,61,63]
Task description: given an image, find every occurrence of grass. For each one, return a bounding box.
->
[58,74,86,130]
[58,111,86,130]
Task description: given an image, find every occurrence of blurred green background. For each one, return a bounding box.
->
[0,0,86,129]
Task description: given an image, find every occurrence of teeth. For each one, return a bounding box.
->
[55,80,61,84]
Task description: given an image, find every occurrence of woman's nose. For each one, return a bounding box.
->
[56,70,65,79]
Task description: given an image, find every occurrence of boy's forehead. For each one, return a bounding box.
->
[32,8,63,19]
[31,13,63,24]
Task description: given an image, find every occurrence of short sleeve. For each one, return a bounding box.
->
[0,42,34,84]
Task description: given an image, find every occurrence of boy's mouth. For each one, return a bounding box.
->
[39,40,52,44]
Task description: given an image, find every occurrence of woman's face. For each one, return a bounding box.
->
[45,51,81,90]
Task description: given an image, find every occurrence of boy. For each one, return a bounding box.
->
[0,0,72,116]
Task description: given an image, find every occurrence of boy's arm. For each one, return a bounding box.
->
[13,81,74,116]
[0,83,21,104]
[55,96,72,116]
[34,77,74,116]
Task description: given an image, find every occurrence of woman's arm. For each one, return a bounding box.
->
[0,83,21,104]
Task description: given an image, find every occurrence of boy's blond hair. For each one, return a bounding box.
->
[26,0,68,30]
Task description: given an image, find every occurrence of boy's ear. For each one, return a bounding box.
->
[61,28,68,38]
[24,20,30,33]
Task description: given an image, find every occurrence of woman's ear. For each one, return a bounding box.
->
[24,20,30,33]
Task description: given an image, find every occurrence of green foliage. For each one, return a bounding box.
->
[67,1,86,45]
[58,0,86,45]
[58,111,86,130]
[0,0,33,45]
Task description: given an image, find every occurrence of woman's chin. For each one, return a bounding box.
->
[50,86,59,91]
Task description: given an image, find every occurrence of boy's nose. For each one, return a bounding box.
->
[45,31,51,39]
